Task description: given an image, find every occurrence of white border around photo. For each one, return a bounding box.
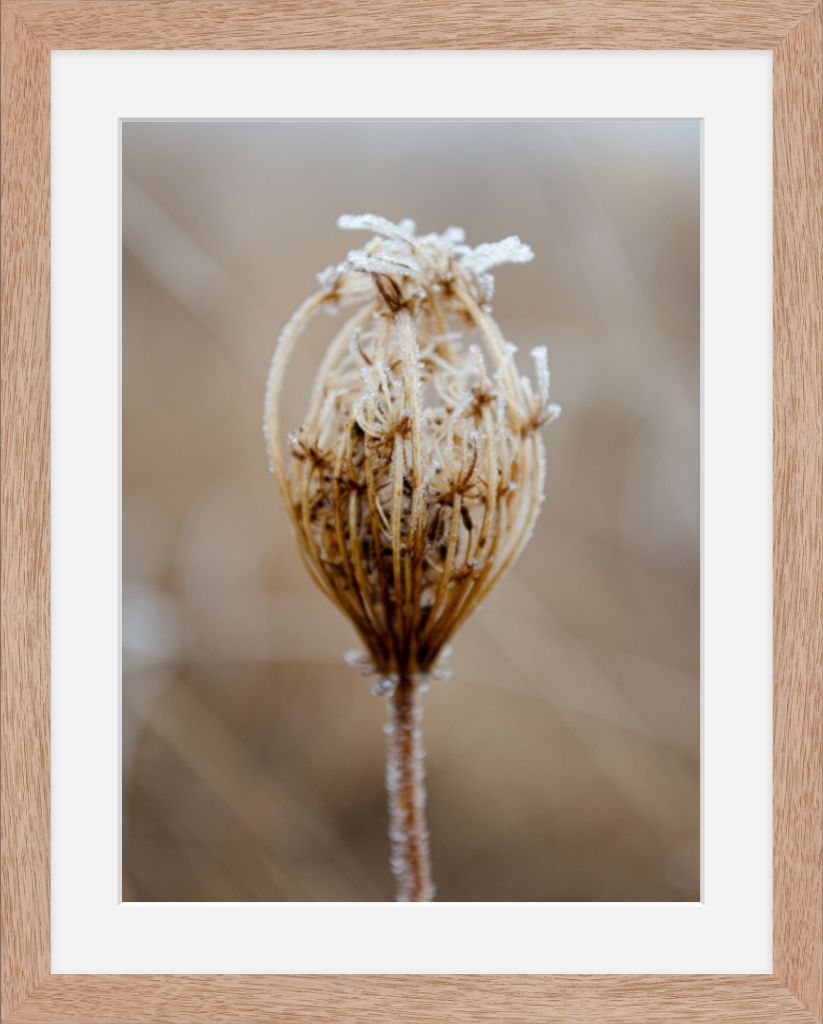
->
[51,50,772,973]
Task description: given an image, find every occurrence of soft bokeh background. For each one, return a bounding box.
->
[122,120,700,901]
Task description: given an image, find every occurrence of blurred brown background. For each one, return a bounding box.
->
[122,120,700,901]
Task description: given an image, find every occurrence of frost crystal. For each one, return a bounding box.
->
[459,236,534,275]
[343,649,376,676]
[371,675,400,697]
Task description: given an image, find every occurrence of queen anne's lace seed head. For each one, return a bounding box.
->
[264,215,560,683]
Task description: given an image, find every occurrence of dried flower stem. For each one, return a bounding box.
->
[385,677,434,901]
[264,215,560,900]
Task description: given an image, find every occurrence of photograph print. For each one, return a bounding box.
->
[122,119,700,902]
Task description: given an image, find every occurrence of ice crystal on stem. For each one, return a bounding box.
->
[264,215,559,901]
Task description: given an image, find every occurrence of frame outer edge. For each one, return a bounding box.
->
[0,4,52,1021]
[0,1,821,1021]
[773,3,823,1021]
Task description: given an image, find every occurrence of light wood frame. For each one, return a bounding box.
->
[1,2,821,1021]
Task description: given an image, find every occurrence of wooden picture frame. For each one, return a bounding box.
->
[1,2,820,1021]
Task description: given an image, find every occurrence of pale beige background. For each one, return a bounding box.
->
[122,120,699,901]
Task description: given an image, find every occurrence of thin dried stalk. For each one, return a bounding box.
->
[386,677,433,901]
[264,215,559,900]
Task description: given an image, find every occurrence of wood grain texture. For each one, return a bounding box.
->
[7,974,817,1024]
[773,4,823,1020]
[0,3,51,1020]
[1,0,822,1021]
[2,0,821,50]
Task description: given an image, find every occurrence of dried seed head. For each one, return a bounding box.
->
[264,215,560,682]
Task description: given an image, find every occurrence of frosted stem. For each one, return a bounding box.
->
[385,678,434,901]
